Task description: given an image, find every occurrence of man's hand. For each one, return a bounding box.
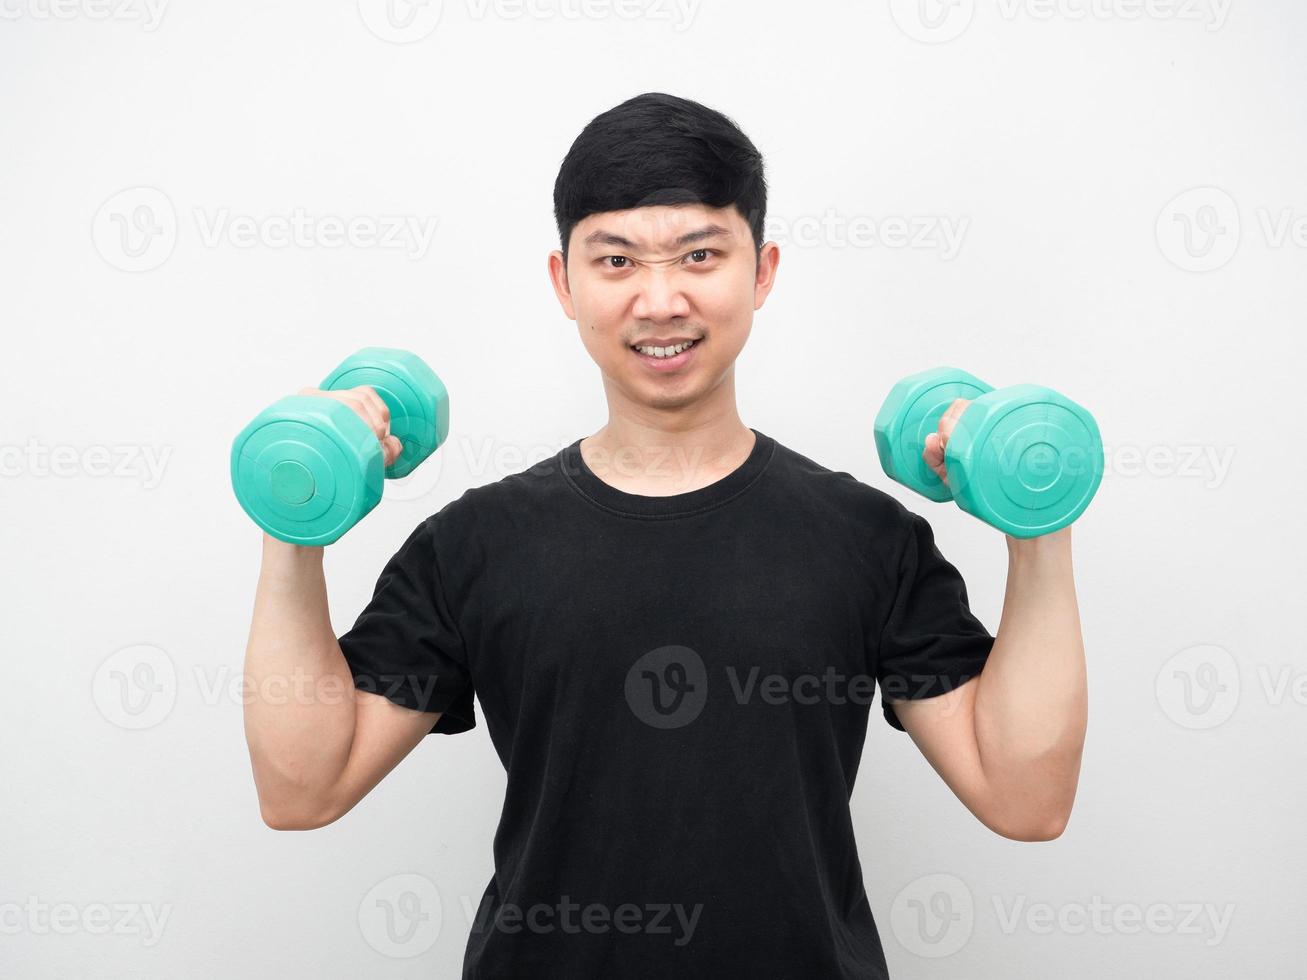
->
[298,385,404,468]
[922,397,971,484]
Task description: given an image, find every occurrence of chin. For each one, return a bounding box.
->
[637,373,712,408]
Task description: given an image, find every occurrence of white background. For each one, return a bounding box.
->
[2,0,1303,977]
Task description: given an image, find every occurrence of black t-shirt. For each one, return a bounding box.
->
[338,428,994,979]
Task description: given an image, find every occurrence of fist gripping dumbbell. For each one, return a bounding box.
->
[874,367,1103,538]
[231,347,450,546]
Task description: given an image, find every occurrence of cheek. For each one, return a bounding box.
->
[700,265,756,314]
[577,287,629,335]
[695,277,752,332]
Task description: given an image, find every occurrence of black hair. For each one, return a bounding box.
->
[552,92,767,266]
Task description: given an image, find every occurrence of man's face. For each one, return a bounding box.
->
[549,203,779,411]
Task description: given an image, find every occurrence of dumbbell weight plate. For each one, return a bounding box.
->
[230,395,385,546]
[874,367,995,501]
[944,384,1104,538]
[320,347,449,480]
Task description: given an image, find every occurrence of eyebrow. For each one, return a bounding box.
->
[581,223,731,251]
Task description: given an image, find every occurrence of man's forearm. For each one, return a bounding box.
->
[243,535,356,828]
[973,526,1088,838]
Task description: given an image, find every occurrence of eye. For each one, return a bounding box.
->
[604,256,630,269]
[685,249,717,265]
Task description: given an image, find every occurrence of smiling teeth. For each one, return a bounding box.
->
[634,340,696,358]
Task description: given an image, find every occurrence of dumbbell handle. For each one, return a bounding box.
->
[318,347,449,480]
[875,366,1103,538]
[874,367,993,504]
[231,348,448,546]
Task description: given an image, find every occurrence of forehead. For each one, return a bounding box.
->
[572,203,749,252]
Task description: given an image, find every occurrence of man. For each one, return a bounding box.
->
[243,91,1088,979]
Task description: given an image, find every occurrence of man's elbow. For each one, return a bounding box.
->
[260,798,340,832]
[990,808,1070,842]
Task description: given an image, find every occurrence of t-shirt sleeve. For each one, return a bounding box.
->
[336,515,476,736]
[875,510,994,732]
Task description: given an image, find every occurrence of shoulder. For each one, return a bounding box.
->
[768,436,917,536]
[423,445,570,536]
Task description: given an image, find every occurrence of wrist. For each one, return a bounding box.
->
[1005,525,1073,563]
[260,533,325,564]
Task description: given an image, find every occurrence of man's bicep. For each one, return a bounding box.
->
[874,508,993,732]
[325,690,443,823]
[337,515,478,733]
[892,676,1004,834]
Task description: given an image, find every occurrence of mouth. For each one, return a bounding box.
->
[629,337,701,372]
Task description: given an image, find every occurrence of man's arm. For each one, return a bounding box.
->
[243,534,443,830]
[240,382,450,829]
[890,526,1087,842]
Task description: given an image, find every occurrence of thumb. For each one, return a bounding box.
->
[923,431,942,461]
[383,435,404,468]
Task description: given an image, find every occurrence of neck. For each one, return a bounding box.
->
[582,369,756,496]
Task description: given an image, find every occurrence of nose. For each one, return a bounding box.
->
[631,266,692,322]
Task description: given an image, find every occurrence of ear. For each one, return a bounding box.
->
[753,241,780,311]
[548,249,576,320]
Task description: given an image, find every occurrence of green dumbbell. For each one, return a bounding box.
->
[231,347,450,546]
[874,366,1103,538]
